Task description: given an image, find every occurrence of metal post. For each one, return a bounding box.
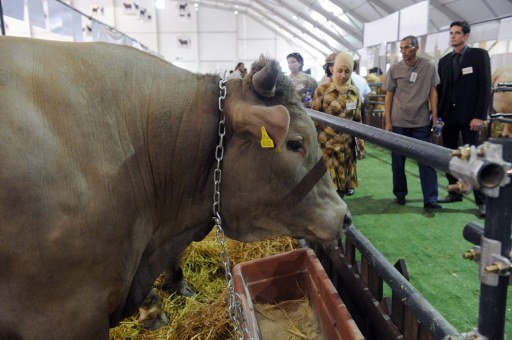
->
[477,137,512,340]
[0,0,6,35]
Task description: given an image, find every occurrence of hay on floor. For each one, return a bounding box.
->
[109,232,298,339]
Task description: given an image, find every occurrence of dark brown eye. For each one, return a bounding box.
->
[287,139,304,152]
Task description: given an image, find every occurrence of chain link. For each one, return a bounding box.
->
[213,77,250,339]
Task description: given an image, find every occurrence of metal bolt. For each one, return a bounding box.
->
[451,149,462,157]
[462,248,480,261]
[485,263,500,273]
[460,147,471,160]
[484,261,511,274]
[451,147,471,160]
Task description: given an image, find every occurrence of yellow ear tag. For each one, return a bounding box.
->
[260,126,275,149]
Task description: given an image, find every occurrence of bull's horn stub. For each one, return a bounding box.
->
[260,126,275,148]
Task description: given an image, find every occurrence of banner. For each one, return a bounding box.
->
[399,1,429,39]
[363,12,398,47]
[4,0,25,20]
[28,0,45,29]
[498,17,512,41]
[48,0,63,34]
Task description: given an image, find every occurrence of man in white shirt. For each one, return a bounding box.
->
[351,60,371,102]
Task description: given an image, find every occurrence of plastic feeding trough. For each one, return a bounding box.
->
[233,248,364,339]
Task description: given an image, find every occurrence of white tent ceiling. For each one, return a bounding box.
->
[191,0,512,54]
[3,0,512,74]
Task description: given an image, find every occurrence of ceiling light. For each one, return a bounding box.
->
[234,10,238,14]
[293,15,298,20]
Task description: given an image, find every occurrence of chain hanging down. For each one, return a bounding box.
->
[213,77,250,339]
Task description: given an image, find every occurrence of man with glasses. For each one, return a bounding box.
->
[436,21,491,218]
[383,35,442,211]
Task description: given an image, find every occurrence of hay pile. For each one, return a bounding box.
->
[109,232,298,339]
[255,298,322,340]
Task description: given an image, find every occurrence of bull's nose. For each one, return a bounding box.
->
[342,210,352,230]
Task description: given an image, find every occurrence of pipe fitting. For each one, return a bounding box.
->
[449,142,511,197]
[463,247,481,261]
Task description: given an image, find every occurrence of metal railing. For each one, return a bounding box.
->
[307,108,511,340]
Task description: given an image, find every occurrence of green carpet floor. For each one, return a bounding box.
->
[342,143,511,337]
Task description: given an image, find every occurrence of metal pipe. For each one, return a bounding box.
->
[493,87,512,93]
[463,222,484,246]
[477,138,512,340]
[345,224,462,339]
[307,109,509,192]
[307,108,453,172]
[0,0,6,35]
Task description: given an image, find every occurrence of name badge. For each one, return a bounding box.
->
[409,72,418,83]
[346,101,357,110]
[462,66,473,75]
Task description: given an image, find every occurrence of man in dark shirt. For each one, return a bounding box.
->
[437,21,491,217]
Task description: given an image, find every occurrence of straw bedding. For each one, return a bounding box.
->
[109,232,298,339]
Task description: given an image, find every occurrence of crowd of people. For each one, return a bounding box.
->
[286,20,490,218]
[228,20,491,218]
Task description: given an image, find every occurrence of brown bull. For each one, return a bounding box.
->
[0,37,348,339]
[492,66,512,137]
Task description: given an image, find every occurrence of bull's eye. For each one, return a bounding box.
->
[286,138,304,152]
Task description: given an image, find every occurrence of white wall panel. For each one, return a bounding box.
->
[199,32,237,61]
[198,7,236,32]
[238,39,276,61]
[199,61,235,74]
[237,15,274,39]
[491,53,512,72]
[156,2,197,33]
[159,32,199,62]
[75,0,116,27]
[128,32,158,51]
[172,61,200,74]
[4,17,31,37]
[113,0,157,34]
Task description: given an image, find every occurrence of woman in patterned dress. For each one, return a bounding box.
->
[311,52,365,198]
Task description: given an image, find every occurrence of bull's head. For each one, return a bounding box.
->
[220,57,348,243]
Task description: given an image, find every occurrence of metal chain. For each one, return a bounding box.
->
[213,77,250,340]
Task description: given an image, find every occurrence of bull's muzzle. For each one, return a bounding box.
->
[342,209,352,231]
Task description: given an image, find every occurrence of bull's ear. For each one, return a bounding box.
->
[232,104,290,149]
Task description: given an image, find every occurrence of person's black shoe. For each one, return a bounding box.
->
[395,196,406,205]
[477,204,486,218]
[424,202,442,211]
[346,189,355,196]
[438,193,463,203]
